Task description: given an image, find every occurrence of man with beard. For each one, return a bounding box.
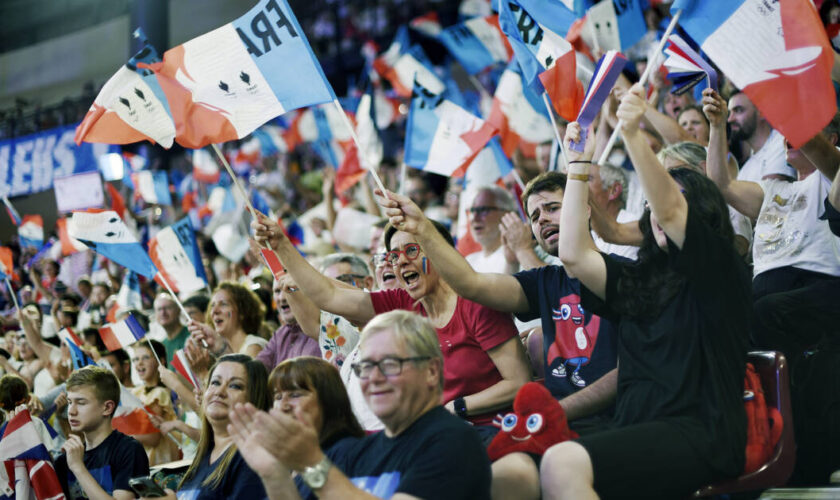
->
[728,92,796,183]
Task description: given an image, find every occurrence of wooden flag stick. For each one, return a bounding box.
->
[331,99,390,199]
[597,10,682,166]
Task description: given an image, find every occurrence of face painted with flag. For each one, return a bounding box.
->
[673,0,836,148]
[405,81,498,178]
[68,210,159,279]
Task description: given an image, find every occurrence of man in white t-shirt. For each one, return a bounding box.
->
[728,92,797,183]
[706,90,840,359]
[464,186,520,274]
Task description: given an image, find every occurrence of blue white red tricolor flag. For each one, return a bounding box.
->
[112,385,158,436]
[192,149,221,184]
[148,217,208,294]
[663,34,718,95]
[68,210,159,279]
[116,271,143,313]
[171,349,200,389]
[18,215,44,250]
[439,15,513,75]
[570,50,627,152]
[373,27,445,98]
[98,314,146,352]
[466,138,515,185]
[410,12,443,39]
[57,328,95,370]
[488,61,554,157]
[0,409,64,500]
[585,0,646,51]
[131,170,172,205]
[673,0,836,148]
[498,0,584,121]
[405,81,498,178]
[0,247,13,281]
[0,197,21,227]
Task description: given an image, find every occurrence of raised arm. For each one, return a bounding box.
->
[702,88,764,220]
[252,213,375,325]
[377,193,530,314]
[617,84,688,247]
[500,213,547,271]
[642,105,696,145]
[19,307,54,363]
[588,200,643,247]
[800,131,840,181]
[556,122,608,299]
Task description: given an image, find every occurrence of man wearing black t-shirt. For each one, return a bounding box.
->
[229,310,491,500]
[55,366,149,500]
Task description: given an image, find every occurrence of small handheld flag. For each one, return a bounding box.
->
[171,349,200,389]
[18,215,44,251]
[1,197,21,226]
[570,51,627,152]
[663,34,718,95]
[98,314,146,352]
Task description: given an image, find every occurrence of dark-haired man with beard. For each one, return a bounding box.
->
[728,92,796,183]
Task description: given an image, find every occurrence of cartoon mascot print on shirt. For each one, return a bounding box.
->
[549,292,599,387]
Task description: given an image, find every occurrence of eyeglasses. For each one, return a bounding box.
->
[335,273,367,286]
[351,356,430,379]
[386,243,421,266]
[371,253,388,267]
[468,206,503,217]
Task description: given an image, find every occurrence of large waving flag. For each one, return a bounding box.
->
[516,0,578,36]
[0,410,64,500]
[131,170,172,206]
[55,218,87,257]
[488,61,554,157]
[67,210,158,279]
[586,0,646,51]
[0,197,21,227]
[116,270,143,312]
[18,215,44,250]
[498,0,584,121]
[112,385,158,436]
[98,314,146,352]
[373,27,445,98]
[148,0,336,149]
[405,82,497,177]
[466,138,515,185]
[148,217,208,294]
[673,0,835,148]
[75,30,177,148]
[439,15,513,74]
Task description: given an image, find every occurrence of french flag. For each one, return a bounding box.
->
[570,51,627,152]
[663,34,719,95]
[192,149,221,184]
[68,210,159,279]
[405,81,498,178]
[373,27,445,98]
[131,170,172,206]
[55,218,87,257]
[18,215,44,250]
[148,217,208,294]
[466,138,515,185]
[0,197,21,227]
[585,0,646,51]
[487,60,554,157]
[354,88,384,171]
[112,385,158,436]
[75,29,176,148]
[98,314,146,352]
[0,247,13,281]
[116,271,143,312]
[0,410,64,500]
[499,0,584,121]
[410,12,443,39]
[439,15,513,75]
[673,0,836,148]
[171,349,200,389]
[57,328,95,370]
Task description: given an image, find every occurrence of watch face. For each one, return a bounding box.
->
[303,469,327,489]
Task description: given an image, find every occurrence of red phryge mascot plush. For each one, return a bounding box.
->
[488,382,579,461]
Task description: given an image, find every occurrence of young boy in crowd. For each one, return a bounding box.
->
[56,366,149,499]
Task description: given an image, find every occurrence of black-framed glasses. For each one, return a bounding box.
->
[335,273,367,286]
[468,206,503,217]
[386,243,421,265]
[351,356,431,379]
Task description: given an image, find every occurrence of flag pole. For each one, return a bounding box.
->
[511,169,526,191]
[210,144,258,219]
[399,162,408,195]
[542,93,570,172]
[331,99,391,199]
[4,278,19,312]
[597,10,682,166]
[155,271,208,349]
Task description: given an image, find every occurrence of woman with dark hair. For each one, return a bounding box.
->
[540,84,750,499]
[189,282,268,358]
[168,354,270,499]
[251,214,531,443]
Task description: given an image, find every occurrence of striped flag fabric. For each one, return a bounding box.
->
[0,197,21,226]
[68,210,158,279]
[112,385,158,436]
[439,15,513,74]
[18,215,44,250]
[56,217,87,257]
[487,61,554,157]
[0,410,64,500]
[171,349,200,389]
[373,27,445,98]
[663,34,718,95]
[74,29,177,148]
[0,247,13,281]
[131,170,172,206]
[192,149,221,184]
[98,314,146,352]
[116,271,143,313]
[57,328,95,370]
[673,0,835,148]
[569,50,627,152]
[405,81,497,178]
[148,217,208,294]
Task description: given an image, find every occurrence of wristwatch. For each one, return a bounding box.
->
[301,455,332,490]
[454,397,468,419]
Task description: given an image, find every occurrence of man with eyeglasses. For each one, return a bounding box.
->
[464,186,520,275]
[229,310,492,500]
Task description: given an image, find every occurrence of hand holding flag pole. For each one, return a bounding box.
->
[597,10,682,166]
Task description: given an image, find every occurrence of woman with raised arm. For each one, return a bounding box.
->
[541,84,751,500]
